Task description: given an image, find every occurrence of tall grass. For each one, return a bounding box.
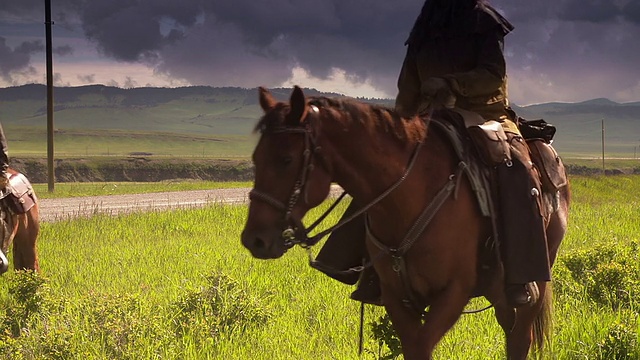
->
[0,175,638,359]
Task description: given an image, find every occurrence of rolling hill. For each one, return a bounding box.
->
[1,84,639,159]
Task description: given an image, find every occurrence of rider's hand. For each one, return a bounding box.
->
[420,77,456,111]
[421,77,450,97]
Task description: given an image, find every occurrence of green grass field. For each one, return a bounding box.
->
[8,122,640,161]
[6,125,258,159]
[0,175,639,359]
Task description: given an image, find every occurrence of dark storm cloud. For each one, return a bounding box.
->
[0,0,82,25]
[67,0,420,92]
[53,45,73,56]
[492,0,640,102]
[559,0,621,23]
[623,1,640,24]
[79,0,201,61]
[0,37,43,82]
[2,0,640,103]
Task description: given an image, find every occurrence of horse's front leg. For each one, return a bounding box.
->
[383,281,472,360]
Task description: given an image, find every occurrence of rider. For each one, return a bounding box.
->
[312,0,551,308]
[0,123,9,189]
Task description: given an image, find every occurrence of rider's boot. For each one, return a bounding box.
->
[310,200,384,305]
[350,266,383,305]
[310,200,367,285]
[498,131,550,308]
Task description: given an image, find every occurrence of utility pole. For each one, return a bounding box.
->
[601,119,605,174]
[45,0,55,192]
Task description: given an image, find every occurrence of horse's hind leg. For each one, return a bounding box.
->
[12,209,40,271]
[485,278,544,359]
[502,282,550,360]
[385,282,471,359]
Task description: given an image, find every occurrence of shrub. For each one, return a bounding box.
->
[560,242,640,309]
[170,272,272,343]
[0,270,49,337]
[551,261,582,299]
[0,270,274,358]
[369,313,402,360]
[594,313,639,359]
[83,292,157,359]
[587,262,639,309]
[0,271,75,359]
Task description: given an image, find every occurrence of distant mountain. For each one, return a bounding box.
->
[509,97,640,156]
[1,84,639,157]
[0,84,386,134]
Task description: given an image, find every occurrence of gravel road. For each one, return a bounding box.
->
[38,185,344,222]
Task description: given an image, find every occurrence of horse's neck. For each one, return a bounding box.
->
[327,131,426,207]
[328,122,456,238]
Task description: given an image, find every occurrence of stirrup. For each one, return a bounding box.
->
[350,287,383,306]
[506,282,539,308]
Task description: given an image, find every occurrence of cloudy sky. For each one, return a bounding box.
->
[1,0,639,105]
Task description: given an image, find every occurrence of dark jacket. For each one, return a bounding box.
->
[395,0,514,121]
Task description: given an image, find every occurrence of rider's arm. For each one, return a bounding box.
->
[443,31,507,98]
[395,46,422,117]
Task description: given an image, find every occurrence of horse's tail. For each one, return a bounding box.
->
[532,282,553,354]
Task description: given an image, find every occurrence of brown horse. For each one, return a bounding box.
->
[241,86,570,359]
[0,168,40,274]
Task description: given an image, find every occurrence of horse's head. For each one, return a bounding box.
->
[241,86,333,259]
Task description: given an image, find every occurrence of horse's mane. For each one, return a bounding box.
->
[254,96,426,144]
[312,96,427,144]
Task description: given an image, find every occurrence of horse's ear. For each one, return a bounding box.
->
[259,86,276,112]
[288,85,308,125]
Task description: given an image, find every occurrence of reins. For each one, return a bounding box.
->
[300,139,425,279]
[250,110,496,318]
[249,111,427,253]
[303,139,425,247]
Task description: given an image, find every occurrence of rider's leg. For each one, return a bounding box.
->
[310,200,383,305]
[310,200,367,285]
[497,132,551,307]
[350,264,382,305]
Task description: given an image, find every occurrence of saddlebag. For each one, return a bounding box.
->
[5,173,37,214]
[527,139,567,192]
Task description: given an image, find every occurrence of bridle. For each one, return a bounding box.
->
[248,103,425,251]
[248,105,324,249]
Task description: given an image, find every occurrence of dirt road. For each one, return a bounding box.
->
[38,185,344,222]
